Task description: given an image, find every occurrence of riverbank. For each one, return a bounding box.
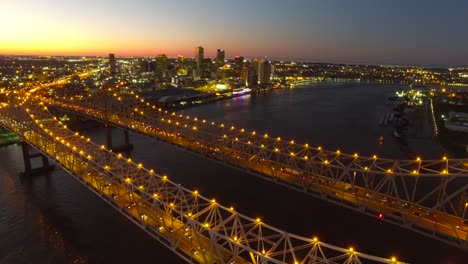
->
[433,101,468,158]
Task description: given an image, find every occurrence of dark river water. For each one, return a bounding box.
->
[0,83,466,264]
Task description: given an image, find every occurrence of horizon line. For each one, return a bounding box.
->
[0,53,466,69]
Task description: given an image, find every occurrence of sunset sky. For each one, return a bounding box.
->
[1,0,467,67]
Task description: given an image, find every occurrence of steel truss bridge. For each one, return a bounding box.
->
[0,96,405,264]
[42,83,468,252]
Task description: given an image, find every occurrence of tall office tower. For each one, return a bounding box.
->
[241,66,257,87]
[155,54,169,79]
[216,49,225,66]
[258,59,272,84]
[109,53,117,74]
[195,46,204,77]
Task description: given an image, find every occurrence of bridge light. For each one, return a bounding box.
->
[373,155,377,159]
[162,175,168,181]
[305,143,309,148]
[125,177,132,182]
[313,237,318,242]
[290,152,295,156]
[261,144,265,148]
[387,169,392,173]
[318,146,322,151]
[211,199,216,203]
[323,160,329,165]
[277,137,281,141]
[354,153,358,158]
[442,156,447,161]
[349,247,354,252]
[193,190,198,195]
[391,257,397,262]
[256,218,261,223]
[304,156,308,160]
[252,131,256,135]
[412,170,418,174]
[233,236,238,241]
[117,153,122,158]
[416,157,421,161]
[264,134,268,138]
[230,206,234,211]
[290,140,294,144]
[127,158,132,163]
[442,170,448,174]
[169,202,174,207]
[100,145,105,150]
[204,223,209,228]
[274,148,279,152]
[220,124,224,128]
[138,163,143,168]
[336,150,340,154]
[378,212,384,219]
[248,141,252,144]
[231,126,235,130]
[241,128,245,132]
[139,185,144,190]
[149,169,154,174]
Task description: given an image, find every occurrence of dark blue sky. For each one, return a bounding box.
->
[1,0,467,67]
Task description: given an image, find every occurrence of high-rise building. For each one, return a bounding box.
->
[195,46,204,77]
[242,66,257,87]
[258,59,272,84]
[155,54,169,79]
[216,49,225,66]
[177,55,187,75]
[109,53,117,74]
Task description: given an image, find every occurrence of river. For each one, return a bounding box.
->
[0,82,466,263]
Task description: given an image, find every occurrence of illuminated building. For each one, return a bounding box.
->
[155,54,168,79]
[216,49,225,66]
[258,59,272,84]
[109,53,117,74]
[234,56,244,70]
[195,46,204,77]
[242,66,257,87]
[177,55,187,75]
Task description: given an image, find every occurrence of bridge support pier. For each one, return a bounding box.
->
[106,125,134,152]
[20,141,55,177]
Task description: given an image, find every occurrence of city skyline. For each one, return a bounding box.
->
[1,0,468,67]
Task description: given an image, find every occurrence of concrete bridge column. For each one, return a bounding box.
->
[20,141,55,177]
[105,124,134,152]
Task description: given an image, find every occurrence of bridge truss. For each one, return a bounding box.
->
[45,85,468,250]
[0,96,406,263]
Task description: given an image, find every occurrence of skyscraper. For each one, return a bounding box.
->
[155,54,168,79]
[258,59,272,84]
[216,49,225,66]
[109,53,116,74]
[195,46,204,77]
